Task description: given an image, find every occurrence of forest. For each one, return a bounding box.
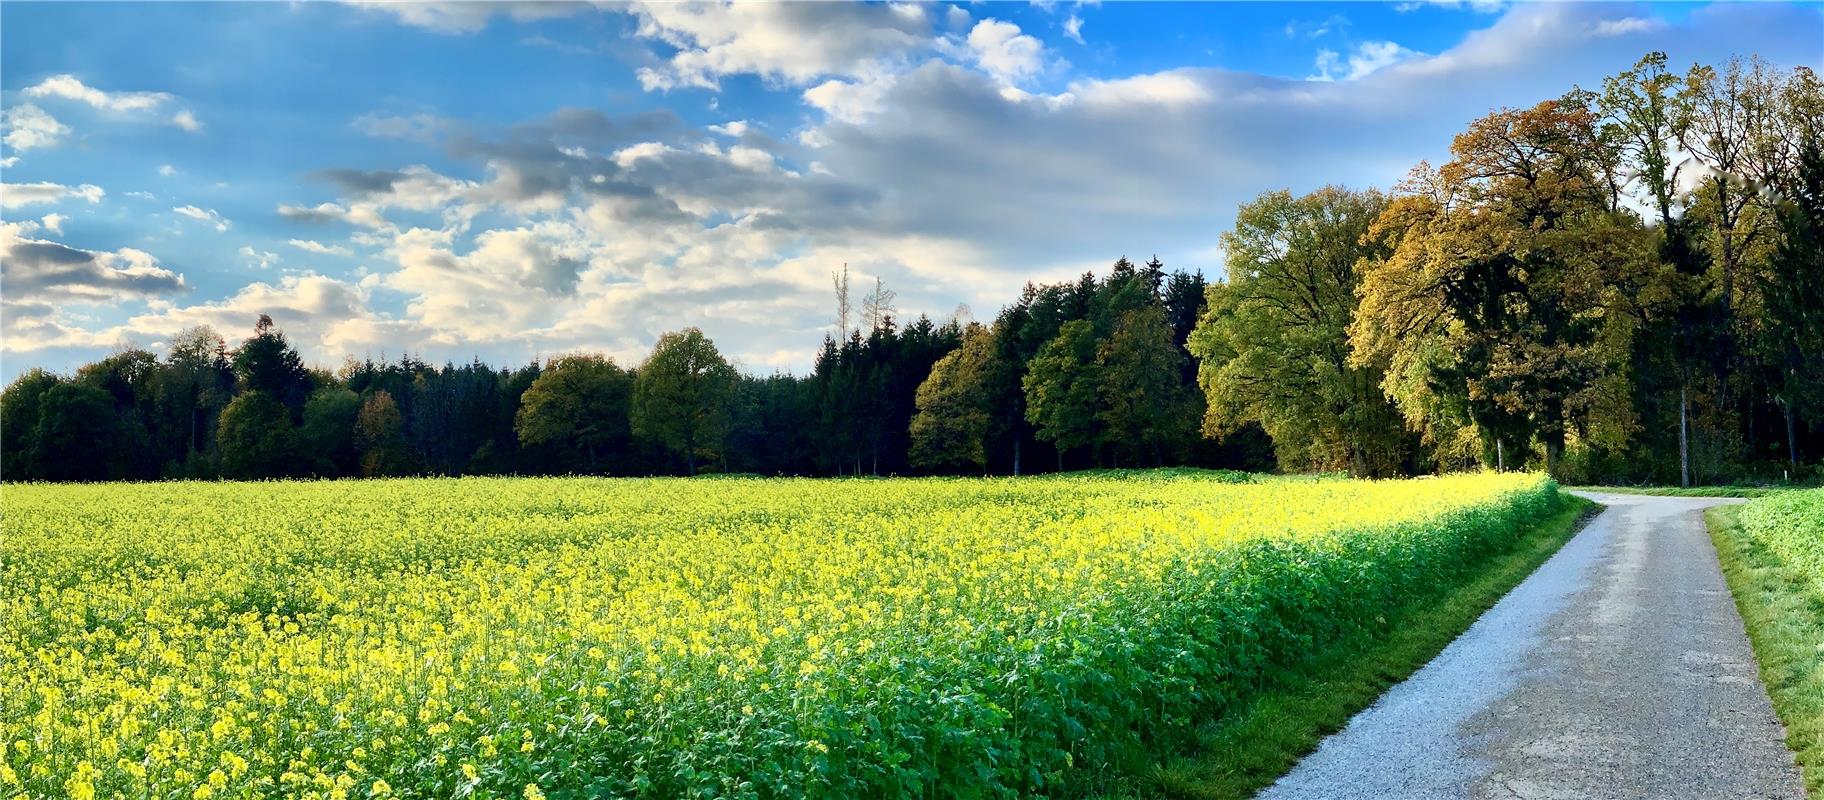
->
[3,52,1819,486]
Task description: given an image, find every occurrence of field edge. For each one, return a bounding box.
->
[1569,485,1794,498]
[1707,503,1824,799]
[1105,492,1596,800]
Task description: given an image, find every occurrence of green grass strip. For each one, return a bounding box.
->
[1570,484,1795,498]
[1100,493,1595,800]
[1708,502,1824,799]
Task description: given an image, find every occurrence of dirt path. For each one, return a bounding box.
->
[1256,492,1804,800]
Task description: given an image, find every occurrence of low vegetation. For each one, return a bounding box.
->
[2,472,1562,798]
[1709,488,1824,798]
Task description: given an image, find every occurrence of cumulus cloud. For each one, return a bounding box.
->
[173,205,231,232]
[239,246,280,270]
[4,104,69,151]
[20,74,201,132]
[41,213,66,235]
[0,221,186,305]
[1311,40,1424,82]
[3,181,105,209]
[13,0,1821,376]
[627,1,932,90]
[24,74,173,111]
[288,238,354,256]
[964,19,1048,85]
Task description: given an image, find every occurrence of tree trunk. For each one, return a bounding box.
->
[1496,439,1505,472]
[1679,383,1690,488]
[1784,400,1798,470]
[1013,438,1021,477]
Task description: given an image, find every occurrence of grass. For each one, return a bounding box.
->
[1097,492,1596,799]
[1708,502,1824,799]
[1571,484,1793,498]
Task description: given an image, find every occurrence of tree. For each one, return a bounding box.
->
[299,387,361,476]
[1,369,62,479]
[217,391,296,479]
[232,315,311,415]
[1759,133,1824,469]
[632,328,737,475]
[514,354,634,473]
[1023,320,1103,468]
[30,382,125,481]
[1098,305,1197,466]
[1353,101,1654,477]
[356,390,414,477]
[909,323,998,471]
[1188,187,1411,476]
[155,325,234,467]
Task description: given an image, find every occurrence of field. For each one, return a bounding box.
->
[1710,488,1824,797]
[2,472,1562,798]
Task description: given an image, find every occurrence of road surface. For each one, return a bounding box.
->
[1256,491,1804,800]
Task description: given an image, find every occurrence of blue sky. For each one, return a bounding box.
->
[3,1,1819,381]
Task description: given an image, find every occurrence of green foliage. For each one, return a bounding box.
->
[909,323,998,471]
[1710,493,1824,797]
[1,368,61,479]
[515,354,635,473]
[356,390,414,477]
[1188,187,1409,476]
[230,315,311,413]
[27,381,124,481]
[1353,101,1657,477]
[216,390,297,479]
[1024,319,1103,458]
[632,327,737,474]
[1097,305,1197,466]
[299,387,361,476]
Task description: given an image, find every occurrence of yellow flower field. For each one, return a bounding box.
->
[1,472,1559,798]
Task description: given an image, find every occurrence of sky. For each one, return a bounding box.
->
[2,1,1819,382]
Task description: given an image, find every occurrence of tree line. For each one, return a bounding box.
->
[3,51,1818,484]
[1193,52,1822,484]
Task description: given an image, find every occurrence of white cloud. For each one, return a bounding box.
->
[3,181,105,209]
[1071,71,1212,109]
[1,221,186,307]
[11,1,1820,376]
[40,213,66,235]
[964,19,1048,85]
[1063,13,1085,44]
[239,246,280,270]
[3,104,69,151]
[352,111,454,141]
[18,74,201,133]
[173,205,231,232]
[288,238,354,256]
[158,164,177,177]
[345,0,588,34]
[0,157,17,168]
[1310,40,1424,81]
[1394,0,1504,13]
[627,1,931,90]
[24,74,173,112]
[708,120,750,137]
[1594,17,1660,37]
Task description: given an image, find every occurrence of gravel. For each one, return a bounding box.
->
[1255,492,1805,800]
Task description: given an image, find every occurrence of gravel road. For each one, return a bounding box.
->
[1255,491,1805,800]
